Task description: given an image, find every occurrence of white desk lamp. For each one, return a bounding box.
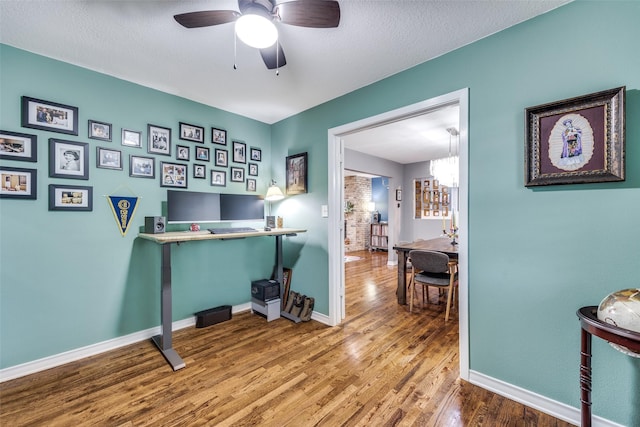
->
[265,180,284,229]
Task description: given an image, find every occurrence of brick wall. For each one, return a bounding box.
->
[344,176,372,252]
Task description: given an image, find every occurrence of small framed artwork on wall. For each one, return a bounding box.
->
[211,170,226,187]
[160,161,188,188]
[96,147,122,170]
[129,155,155,179]
[212,128,227,145]
[231,167,244,182]
[49,139,89,180]
[148,124,171,156]
[48,184,93,211]
[0,130,37,162]
[122,129,142,148]
[88,120,112,142]
[215,149,228,167]
[0,166,37,199]
[250,147,262,162]
[195,146,210,162]
[286,152,307,195]
[232,140,246,163]
[21,96,78,135]
[179,122,204,143]
[193,164,206,179]
[176,145,190,161]
[525,86,625,186]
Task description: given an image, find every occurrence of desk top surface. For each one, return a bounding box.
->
[138,227,306,244]
[393,237,459,255]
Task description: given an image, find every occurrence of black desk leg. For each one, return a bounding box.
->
[151,243,186,371]
[579,328,592,427]
[278,234,301,323]
[397,251,408,305]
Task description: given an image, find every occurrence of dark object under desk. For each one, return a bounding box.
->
[576,306,640,427]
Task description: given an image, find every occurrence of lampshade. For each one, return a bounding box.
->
[265,183,284,201]
[367,202,376,212]
[235,14,278,49]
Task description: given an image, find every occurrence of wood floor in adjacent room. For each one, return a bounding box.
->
[0,250,574,426]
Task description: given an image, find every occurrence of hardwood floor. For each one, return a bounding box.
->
[0,250,574,426]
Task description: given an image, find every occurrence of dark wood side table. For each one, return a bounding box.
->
[576,306,640,427]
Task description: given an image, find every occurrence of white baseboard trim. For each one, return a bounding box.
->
[0,304,252,383]
[468,370,624,427]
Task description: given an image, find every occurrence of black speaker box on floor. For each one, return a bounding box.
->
[195,305,232,328]
[145,216,165,234]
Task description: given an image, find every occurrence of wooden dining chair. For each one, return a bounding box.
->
[408,249,458,321]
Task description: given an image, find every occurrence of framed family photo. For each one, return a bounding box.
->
[148,124,171,156]
[250,147,262,162]
[48,184,93,211]
[160,161,188,188]
[231,167,244,182]
[195,146,210,162]
[286,152,308,195]
[215,149,228,167]
[88,120,112,142]
[49,139,89,180]
[122,129,142,148]
[21,96,78,135]
[177,145,190,161]
[96,147,122,170]
[179,122,204,143]
[246,178,256,192]
[129,155,155,179]
[525,86,625,187]
[248,163,258,176]
[0,130,37,162]
[193,164,206,179]
[211,170,226,187]
[212,128,227,145]
[232,140,246,163]
[0,166,37,199]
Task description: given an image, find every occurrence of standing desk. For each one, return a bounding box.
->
[138,228,306,370]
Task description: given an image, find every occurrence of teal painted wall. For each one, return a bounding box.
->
[2,1,640,425]
[0,44,308,369]
[271,1,640,425]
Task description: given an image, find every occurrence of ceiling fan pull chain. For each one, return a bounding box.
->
[233,31,238,70]
[276,39,280,76]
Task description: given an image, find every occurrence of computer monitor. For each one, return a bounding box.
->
[167,190,264,223]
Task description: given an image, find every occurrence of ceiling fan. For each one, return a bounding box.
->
[174,0,341,70]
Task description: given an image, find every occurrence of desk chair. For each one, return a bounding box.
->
[408,250,458,321]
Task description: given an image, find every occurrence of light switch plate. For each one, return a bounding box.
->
[321,205,328,217]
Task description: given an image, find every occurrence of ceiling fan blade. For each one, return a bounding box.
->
[174,10,240,28]
[260,43,287,69]
[275,0,340,28]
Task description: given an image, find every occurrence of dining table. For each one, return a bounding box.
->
[393,237,459,305]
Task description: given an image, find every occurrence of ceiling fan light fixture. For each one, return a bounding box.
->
[235,14,278,49]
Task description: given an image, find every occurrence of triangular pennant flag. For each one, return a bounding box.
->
[107,196,140,237]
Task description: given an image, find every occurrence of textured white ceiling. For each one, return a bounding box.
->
[0,0,570,125]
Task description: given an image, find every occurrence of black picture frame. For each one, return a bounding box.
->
[230,167,244,182]
[246,178,256,192]
[286,152,308,195]
[193,164,206,179]
[122,129,142,148]
[129,155,155,179]
[88,120,112,142]
[21,96,78,135]
[211,170,226,187]
[215,149,228,167]
[0,166,37,199]
[525,86,625,187]
[147,124,171,156]
[48,184,93,211]
[160,161,188,188]
[212,128,227,145]
[49,138,89,180]
[250,147,262,162]
[195,146,210,162]
[179,122,204,143]
[96,147,122,170]
[232,140,246,164]
[0,130,37,162]
[248,162,258,176]
[176,145,190,161]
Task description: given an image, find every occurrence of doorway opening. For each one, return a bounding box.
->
[327,88,469,379]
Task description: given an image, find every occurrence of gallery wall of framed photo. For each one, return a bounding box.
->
[1,94,270,209]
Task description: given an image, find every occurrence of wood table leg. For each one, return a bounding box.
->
[397,250,407,305]
[579,327,592,427]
